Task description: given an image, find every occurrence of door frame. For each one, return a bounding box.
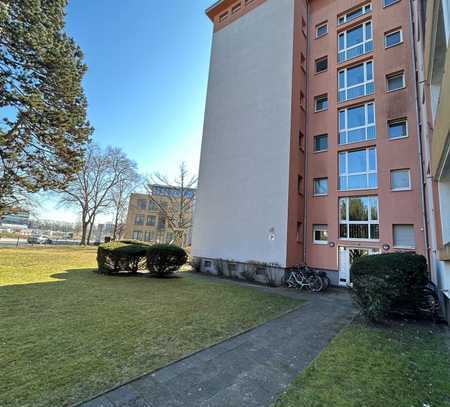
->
[338,246,380,287]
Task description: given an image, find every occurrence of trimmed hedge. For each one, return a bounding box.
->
[351,252,428,322]
[97,240,150,274]
[146,244,188,277]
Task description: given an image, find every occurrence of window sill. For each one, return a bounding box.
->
[388,135,409,141]
[313,194,328,197]
[313,149,328,154]
[391,188,412,192]
[386,85,406,93]
[313,241,329,245]
[385,41,403,49]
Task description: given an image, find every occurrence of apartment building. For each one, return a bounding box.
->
[192,0,440,287]
[124,186,195,246]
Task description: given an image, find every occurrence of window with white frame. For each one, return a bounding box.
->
[339,196,379,240]
[339,148,377,191]
[338,21,373,63]
[393,224,416,248]
[313,224,329,244]
[337,3,372,25]
[385,29,403,48]
[339,102,376,145]
[315,94,328,111]
[339,61,374,102]
[386,71,405,91]
[391,169,411,191]
[388,118,408,139]
[314,178,329,196]
[316,22,328,38]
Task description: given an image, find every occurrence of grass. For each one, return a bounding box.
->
[274,321,450,407]
[0,247,301,407]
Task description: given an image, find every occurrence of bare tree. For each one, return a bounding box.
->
[145,162,197,247]
[60,143,136,245]
[110,163,141,241]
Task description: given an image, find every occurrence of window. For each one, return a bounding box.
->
[144,230,155,242]
[300,91,305,109]
[301,53,306,70]
[339,196,379,240]
[219,12,228,22]
[299,131,305,151]
[314,134,328,151]
[132,231,143,240]
[338,21,373,63]
[315,56,328,73]
[232,3,241,14]
[165,232,175,243]
[391,169,411,191]
[393,224,416,248]
[146,215,156,226]
[384,0,400,7]
[385,29,403,48]
[148,201,158,211]
[302,17,307,35]
[137,199,147,210]
[313,224,328,244]
[135,214,145,225]
[339,102,376,145]
[314,178,329,196]
[157,215,166,230]
[339,61,374,102]
[316,22,328,38]
[337,3,372,25]
[339,148,377,191]
[298,175,304,194]
[386,71,405,91]
[388,119,408,139]
[315,94,328,112]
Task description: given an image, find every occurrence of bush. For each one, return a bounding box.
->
[97,240,150,275]
[146,244,188,277]
[351,252,428,322]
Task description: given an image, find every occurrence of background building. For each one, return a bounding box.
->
[192,0,436,287]
[420,0,450,319]
[0,211,30,230]
[124,186,195,247]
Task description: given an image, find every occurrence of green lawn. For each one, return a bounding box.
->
[0,247,301,407]
[275,322,450,407]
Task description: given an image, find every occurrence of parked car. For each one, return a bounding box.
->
[27,235,53,245]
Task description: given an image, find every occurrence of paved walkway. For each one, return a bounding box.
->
[78,275,356,407]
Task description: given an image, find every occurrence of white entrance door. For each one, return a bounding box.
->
[338,247,379,287]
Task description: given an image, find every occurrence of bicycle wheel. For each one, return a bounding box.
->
[320,275,330,290]
[309,275,323,292]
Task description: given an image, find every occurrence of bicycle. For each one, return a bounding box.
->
[286,266,324,292]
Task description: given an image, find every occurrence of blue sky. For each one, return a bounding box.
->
[41,1,215,222]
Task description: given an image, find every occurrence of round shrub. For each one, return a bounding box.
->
[146,244,188,277]
[351,252,428,322]
[97,240,150,275]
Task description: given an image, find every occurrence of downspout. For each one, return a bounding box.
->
[303,0,310,264]
[408,0,437,282]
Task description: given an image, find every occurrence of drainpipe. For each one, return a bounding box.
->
[408,0,438,283]
[303,0,310,265]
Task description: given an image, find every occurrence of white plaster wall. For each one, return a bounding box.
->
[191,0,295,266]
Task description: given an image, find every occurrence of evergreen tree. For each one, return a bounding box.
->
[0,0,92,216]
